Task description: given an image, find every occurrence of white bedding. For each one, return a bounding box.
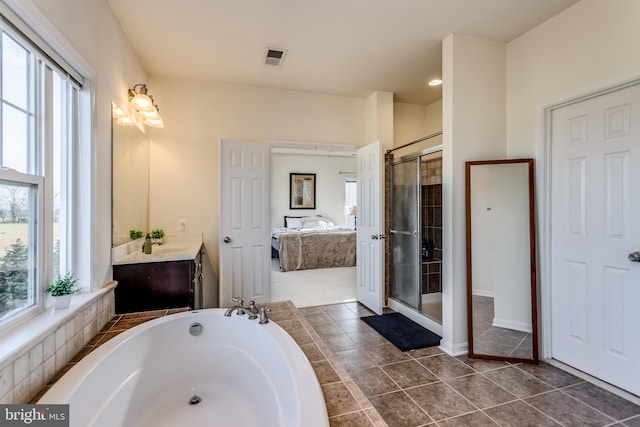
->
[272,216,356,271]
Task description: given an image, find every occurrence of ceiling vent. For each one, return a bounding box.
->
[265,48,286,67]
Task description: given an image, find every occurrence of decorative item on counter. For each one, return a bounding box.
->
[150,228,165,245]
[45,272,79,310]
[144,234,153,254]
[129,229,144,240]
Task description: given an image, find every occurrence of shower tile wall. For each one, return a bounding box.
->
[421,157,442,294]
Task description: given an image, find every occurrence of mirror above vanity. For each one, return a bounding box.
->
[111,103,150,246]
[465,159,538,363]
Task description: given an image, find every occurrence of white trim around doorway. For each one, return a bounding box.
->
[539,77,640,402]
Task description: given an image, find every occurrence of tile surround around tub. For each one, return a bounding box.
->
[0,288,115,404]
[28,302,389,426]
[26,300,640,427]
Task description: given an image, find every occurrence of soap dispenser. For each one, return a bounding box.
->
[143,234,152,254]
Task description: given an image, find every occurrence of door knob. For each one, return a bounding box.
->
[629,251,640,262]
[223,236,231,243]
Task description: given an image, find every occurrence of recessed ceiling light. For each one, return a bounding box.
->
[428,79,443,86]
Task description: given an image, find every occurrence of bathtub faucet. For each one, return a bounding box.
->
[224,297,247,316]
[246,302,271,324]
[224,298,270,324]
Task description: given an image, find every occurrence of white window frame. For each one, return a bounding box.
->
[0,13,84,330]
[344,179,357,227]
[0,170,44,324]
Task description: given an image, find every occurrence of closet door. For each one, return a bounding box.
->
[390,158,421,310]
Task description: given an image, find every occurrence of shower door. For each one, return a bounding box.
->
[390,158,421,310]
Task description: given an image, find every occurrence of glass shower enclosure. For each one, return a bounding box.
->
[390,158,421,310]
[389,148,443,323]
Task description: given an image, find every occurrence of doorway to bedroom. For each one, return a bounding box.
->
[270,146,358,308]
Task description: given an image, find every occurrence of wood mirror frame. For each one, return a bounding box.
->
[465,158,538,363]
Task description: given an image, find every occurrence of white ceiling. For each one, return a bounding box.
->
[107,0,580,105]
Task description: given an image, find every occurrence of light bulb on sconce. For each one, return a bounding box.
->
[115,116,134,126]
[112,102,135,126]
[128,83,165,128]
[140,109,159,119]
[112,103,126,118]
[128,84,155,111]
[143,117,164,128]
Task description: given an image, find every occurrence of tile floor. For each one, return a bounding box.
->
[472,295,533,359]
[302,302,640,427]
[31,302,640,427]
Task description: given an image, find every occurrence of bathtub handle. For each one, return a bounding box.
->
[259,307,272,324]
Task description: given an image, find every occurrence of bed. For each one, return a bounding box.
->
[272,215,356,272]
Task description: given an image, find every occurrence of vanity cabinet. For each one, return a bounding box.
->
[114,248,202,314]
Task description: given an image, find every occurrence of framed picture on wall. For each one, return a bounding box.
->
[290,173,316,209]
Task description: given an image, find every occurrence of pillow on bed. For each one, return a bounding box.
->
[303,216,334,229]
[286,216,307,229]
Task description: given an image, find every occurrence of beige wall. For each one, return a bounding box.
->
[365,91,394,151]
[271,154,356,229]
[505,0,640,356]
[442,34,506,354]
[147,76,374,301]
[394,103,429,146]
[20,0,147,289]
[441,0,640,354]
[393,99,443,147]
[506,0,640,158]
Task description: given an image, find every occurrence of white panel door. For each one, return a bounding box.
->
[219,139,271,306]
[551,83,640,395]
[356,141,383,314]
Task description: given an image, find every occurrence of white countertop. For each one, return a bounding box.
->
[112,232,203,265]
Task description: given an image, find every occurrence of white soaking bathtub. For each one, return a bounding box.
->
[39,308,330,427]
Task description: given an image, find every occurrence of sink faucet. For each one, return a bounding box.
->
[140,241,163,252]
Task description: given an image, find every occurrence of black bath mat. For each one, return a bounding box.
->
[360,312,441,352]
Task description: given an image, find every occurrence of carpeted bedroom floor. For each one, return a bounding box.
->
[271,258,356,307]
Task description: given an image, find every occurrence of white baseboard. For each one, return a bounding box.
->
[439,339,469,356]
[472,289,494,298]
[492,317,532,333]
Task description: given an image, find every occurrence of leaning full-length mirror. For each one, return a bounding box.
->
[466,159,538,363]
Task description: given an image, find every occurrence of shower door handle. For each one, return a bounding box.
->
[389,229,418,237]
[629,251,640,262]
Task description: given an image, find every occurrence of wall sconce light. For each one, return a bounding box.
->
[128,83,165,128]
[112,102,134,126]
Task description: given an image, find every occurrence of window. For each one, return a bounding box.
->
[0,23,79,327]
[344,180,357,229]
